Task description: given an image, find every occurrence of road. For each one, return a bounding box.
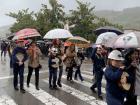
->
[0,55,139,105]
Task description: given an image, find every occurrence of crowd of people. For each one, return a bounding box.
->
[1,38,140,105]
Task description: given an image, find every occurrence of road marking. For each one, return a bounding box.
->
[62,75,106,94]
[43,79,107,105]
[0,95,17,105]
[81,73,107,85]
[0,70,48,80]
[25,83,66,105]
[81,70,93,75]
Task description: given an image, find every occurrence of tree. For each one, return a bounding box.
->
[48,0,65,28]
[6,9,36,33]
[68,0,96,39]
[68,0,123,42]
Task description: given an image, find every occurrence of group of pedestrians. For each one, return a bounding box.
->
[11,40,42,93]
[2,38,140,105]
[48,39,84,89]
[90,44,140,105]
[9,38,85,93]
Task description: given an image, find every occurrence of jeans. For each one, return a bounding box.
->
[13,63,24,89]
[57,66,63,84]
[27,66,40,87]
[67,67,73,80]
[74,66,83,81]
[49,67,58,87]
[91,70,103,96]
[1,50,7,57]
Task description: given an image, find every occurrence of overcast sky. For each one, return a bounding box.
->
[0,0,140,27]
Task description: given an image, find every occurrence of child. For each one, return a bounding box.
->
[74,50,84,81]
[48,48,60,89]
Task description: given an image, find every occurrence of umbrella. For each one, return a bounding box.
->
[13,28,41,40]
[43,29,73,39]
[66,36,90,44]
[7,35,15,40]
[94,26,124,36]
[95,32,118,45]
[105,32,140,48]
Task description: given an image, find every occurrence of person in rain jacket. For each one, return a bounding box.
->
[12,39,28,93]
[90,46,105,100]
[104,50,126,105]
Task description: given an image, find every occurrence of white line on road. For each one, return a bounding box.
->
[0,70,48,80]
[0,95,17,105]
[43,79,107,105]
[25,83,66,105]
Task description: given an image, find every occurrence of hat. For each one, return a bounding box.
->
[108,50,124,61]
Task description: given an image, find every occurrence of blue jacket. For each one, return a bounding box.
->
[104,66,126,105]
[12,47,28,64]
[91,52,105,71]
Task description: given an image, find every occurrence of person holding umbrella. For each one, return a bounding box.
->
[49,39,64,87]
[12,39,28,93]
[90,46,105,100]
[48,47,60,89]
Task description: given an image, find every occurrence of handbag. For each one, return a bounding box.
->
[38,64,42,69]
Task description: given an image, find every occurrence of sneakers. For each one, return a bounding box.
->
[14,87,19,91]
[36,86,40,90]
[53,85,58,90]
[90,87,96,93]
[98,95,103,100]
[57,82,62,87]
[20,88,26,93]
[27,84,30,88]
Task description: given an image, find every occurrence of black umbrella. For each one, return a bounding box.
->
[6,35,15,40]
[94,26,124,36]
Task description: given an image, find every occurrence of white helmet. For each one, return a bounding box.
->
[108,50,124,61]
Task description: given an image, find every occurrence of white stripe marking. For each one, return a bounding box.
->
[0,95,17,105]
[81,73,106,85]
[0,70,48,80]
[25,83,66,105]
[82,70,93,75]
[43,79,107,105]
[62,75,106,94]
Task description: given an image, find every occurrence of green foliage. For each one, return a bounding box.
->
[6,0,123,42]
[6,8,36,33]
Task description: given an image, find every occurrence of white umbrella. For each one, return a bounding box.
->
[95,32,118,45]
[105,32,140,48]
[43,29,73,39]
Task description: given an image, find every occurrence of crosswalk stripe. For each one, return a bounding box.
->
[43,79,107,105]
[81,70,93,75]
[81,73,107,85]
[62,75,106,94]
[25,83,66,105]
[64,73,140,105]
[0,95,17,105]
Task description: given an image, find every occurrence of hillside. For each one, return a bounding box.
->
[95,7,140,30]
